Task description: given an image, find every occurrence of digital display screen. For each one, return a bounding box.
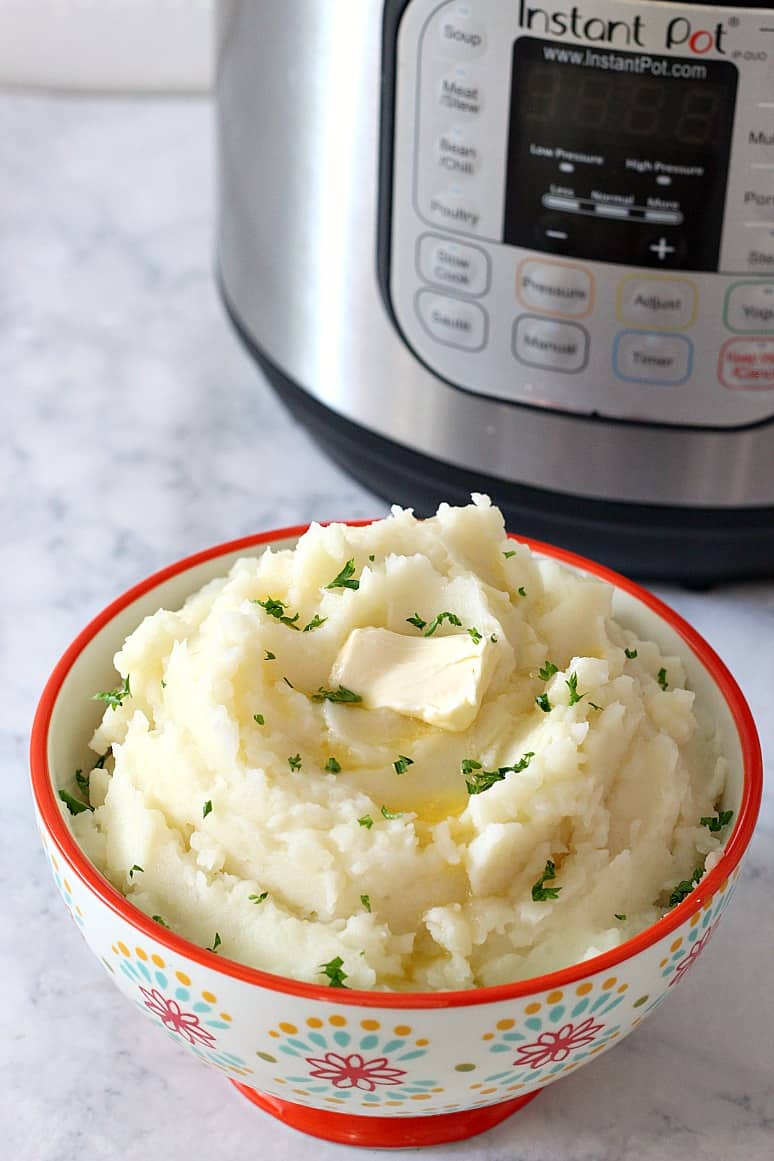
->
[503,38,739,270]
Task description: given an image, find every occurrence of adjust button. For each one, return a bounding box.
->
[416,290,487,351]
[724,281,774,333]
[417,234,490,297]
[718,338,774,390]
[513,316,589,373]
[618,276,696,331]
[517,259,593,319]
[614,331,693,384]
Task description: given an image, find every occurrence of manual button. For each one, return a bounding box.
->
[513,316,589,373]
[618,276,696,331]
[614,331,693,384]
[416,290,487,351]
[417,234,490,296]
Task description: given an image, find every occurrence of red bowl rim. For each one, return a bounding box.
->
[30,522,763,1010]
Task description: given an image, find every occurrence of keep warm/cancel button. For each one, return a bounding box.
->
[719,338,774,390]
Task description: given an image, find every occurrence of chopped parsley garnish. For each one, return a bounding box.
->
[700,810,734,833]
[283,677,294,688]
[422,611,462,637]
[326,559,360,591]
[393,755,414,775]
[566,671,583,706]
[303,613,327,633]
[503,549,517,559]
[535,693,552,713]
[325,757,342,774]
[253,713,265,726]
[380,805,403,820]
[264,650,276,661]
[517,586,527,597]
[588,701,603,711]
[288,754,302,771]
[152,915,169,928]
[368,554,375,562]
[614,913,626,921]
[311,685,363,704]
[249,892,269,904]
[657,667,669,690]
[531,860,561,901]
[58,788,93,815]
[202,800,213,819]
[253,596,300,629]
[463,752,534,795]
[360,894,371,912]
[208,932,222,953]
[538,661,558,681]
[358,814,374,829]
[624,647,638,659]
[94,750,110,769]
[467,626,483,645]
[93,674,131,710]
[319,955,349,987]
[490,633,498,643]
[129,865,144,878]
[406,613,427,630]
[75,768,89,795]
[668,866,704,907]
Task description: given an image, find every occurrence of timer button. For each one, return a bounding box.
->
[513,316,589,374]
[613,332,693,384]
[718,338,774,390]
[437,5,487,59]
[517,259,593,319]
[417,234,490,297]
[438,66,483,118]
[416,290,487,351]
[724,281,774,333]
[617,277,697,331]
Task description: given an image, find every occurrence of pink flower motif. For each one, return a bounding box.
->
[139,986,217,1048]
[669,921,718,987]
[305,1051,406,1092]
[514,1016,605,1070]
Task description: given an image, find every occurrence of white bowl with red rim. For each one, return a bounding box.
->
[30,525,762,1148]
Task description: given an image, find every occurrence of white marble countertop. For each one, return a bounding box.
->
[2,93,772,1161]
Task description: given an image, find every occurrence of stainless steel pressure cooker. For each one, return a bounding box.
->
[216,0,774,580]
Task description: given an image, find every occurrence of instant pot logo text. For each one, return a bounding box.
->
[517,1,727,54]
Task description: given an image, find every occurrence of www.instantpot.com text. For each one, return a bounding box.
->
[542,43,708,79]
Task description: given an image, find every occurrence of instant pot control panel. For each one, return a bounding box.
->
[384,0,774,426]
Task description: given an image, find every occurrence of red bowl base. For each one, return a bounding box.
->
[229,1080,540,1147]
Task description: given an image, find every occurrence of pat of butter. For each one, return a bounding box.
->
[331,627,496,731]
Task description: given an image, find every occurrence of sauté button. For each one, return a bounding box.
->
[416,290,487,350]
[618,277,697,331]
[718,338,774,390]
[513,316,589,373]
[517,260,593,319]
[417,234,490,296]
[724,281,774,333]
[614,332,692,384]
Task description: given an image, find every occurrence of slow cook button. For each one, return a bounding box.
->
[718,338,774,390]
[724,281,774,333]
[416,290,487,350]
[417,234,490,296]
[617,276,697,331]
[437,5,487,58]
[614,331,693,384]
[513,316,589,373]
[516,259,593,319]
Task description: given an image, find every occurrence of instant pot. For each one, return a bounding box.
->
[216,0,774,581]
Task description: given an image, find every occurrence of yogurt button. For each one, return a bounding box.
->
[725,281,774,333]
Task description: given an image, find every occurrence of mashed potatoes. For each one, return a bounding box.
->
[71,497,730,991]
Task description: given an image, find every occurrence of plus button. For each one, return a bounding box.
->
[649,236,676,261]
